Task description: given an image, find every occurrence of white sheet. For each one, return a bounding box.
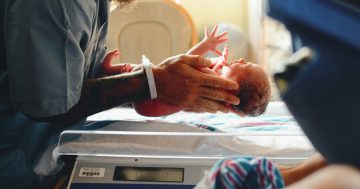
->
[63,101,315,158]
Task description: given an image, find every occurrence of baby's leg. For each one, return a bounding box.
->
[133,100,182,117]
[102,49,134,75]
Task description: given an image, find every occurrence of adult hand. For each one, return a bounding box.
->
[152,54,240,113]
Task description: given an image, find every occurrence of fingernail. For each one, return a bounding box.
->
[231,98,240,105]
[204,58,212,65]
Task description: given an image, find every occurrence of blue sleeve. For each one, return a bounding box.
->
[5,0,98,117]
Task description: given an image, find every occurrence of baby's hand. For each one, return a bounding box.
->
[203,24,228,56]
[211,45,229,74]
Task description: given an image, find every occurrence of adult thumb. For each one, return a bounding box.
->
[181,55,212,68]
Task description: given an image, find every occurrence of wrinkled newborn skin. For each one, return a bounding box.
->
[222,59,271,116]
[134,59,271,117]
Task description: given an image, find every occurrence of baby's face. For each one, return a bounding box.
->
[221,58,248,86]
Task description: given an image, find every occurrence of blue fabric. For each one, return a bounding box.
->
[0,0,109,188]
[0,90,86,188]
[268,0,360,166]
[1,0,108,117]
[268,0,360,50]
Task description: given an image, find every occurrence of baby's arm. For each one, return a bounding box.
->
[187,25,228,56]
[211,45,229,73]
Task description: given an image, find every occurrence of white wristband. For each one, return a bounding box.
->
[142,55,157,99]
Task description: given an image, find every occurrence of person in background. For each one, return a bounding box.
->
[0,0,240,188]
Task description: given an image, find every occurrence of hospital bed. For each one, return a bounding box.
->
[58,101,315,189]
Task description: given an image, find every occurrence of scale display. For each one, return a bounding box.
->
[113,166,184,183]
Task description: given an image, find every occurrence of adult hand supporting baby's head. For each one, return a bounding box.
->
[195,52,271,117]
[217,58,271,116]
[152,54,240,113]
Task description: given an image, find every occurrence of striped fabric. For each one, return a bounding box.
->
[196,156,285,189]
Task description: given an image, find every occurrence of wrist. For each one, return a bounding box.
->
[142,55,157,99]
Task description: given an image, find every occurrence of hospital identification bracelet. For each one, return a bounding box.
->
[142,55,157,99]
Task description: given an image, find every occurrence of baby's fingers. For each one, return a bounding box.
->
[210,24,219,37]
[213,49,223,56]
[215,31,228,39]
[217,38,229,44]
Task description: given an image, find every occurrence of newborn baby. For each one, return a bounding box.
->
[133,54,270,117]
[102,25,271,117]
[217,58,271,116]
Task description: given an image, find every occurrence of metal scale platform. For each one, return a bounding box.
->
[57,121,313,189]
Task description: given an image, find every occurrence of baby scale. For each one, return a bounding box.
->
[57,121,309,189]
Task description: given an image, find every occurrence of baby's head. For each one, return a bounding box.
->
[222,59,271,116]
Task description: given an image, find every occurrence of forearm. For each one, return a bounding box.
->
[186,40,210,56]
[32,69,150,123]
[279,154,327,185]
[287,165,360,189]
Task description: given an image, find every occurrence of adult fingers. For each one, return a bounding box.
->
[199,87,240,105]
[199,73,239,91]
[183,109,205,113]
[198,67,218,75]
[179,55,212,68]
[191,106,217,114]
[193,98,230,113]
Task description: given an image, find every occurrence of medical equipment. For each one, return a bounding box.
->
[57,102,314,189]
[67,156,215,189]
[66,156,300,189]
[59,129,308,189]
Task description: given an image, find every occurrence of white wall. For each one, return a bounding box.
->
[176,0,248,38]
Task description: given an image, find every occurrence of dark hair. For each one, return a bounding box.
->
[233,78,270,116]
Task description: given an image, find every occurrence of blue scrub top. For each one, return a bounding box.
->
[0,0,109,188]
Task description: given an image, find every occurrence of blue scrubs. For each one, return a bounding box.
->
[0,0,109,188]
